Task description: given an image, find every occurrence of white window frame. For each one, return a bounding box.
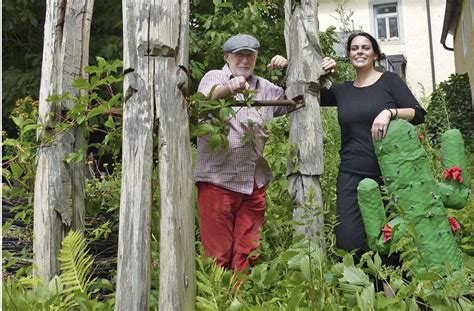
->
[374,3,400,41]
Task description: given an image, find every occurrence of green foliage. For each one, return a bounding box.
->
[190,0,285,92]
[58,230,98,309]
[3,2,473,310]
[319,25,356,83]
[189,89,260,150]
[2,97,39,227]
[3,231,114,310]
[2,1,123,135]
[425,73,473,150]
[2,58,124,242]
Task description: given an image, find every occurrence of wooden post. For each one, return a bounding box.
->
[155,0,195,310]
[34,0,94,281]
[284,0,326,243]
[116,0,195,309]
[115,0,154,309]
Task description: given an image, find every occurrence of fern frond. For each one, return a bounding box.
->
[58,230,97,308]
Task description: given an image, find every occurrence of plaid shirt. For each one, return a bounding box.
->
[195,64,286,194]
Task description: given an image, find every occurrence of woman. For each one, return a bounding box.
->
[320,32,426,260]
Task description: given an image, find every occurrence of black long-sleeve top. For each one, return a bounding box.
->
[320,71,426,176]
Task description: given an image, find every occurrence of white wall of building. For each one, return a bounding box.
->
[318,0,455,100]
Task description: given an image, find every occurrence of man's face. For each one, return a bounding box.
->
[225,50,257,78]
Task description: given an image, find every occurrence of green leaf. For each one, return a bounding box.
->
[21,124,38,136]
[72,78,91,89]
[417,272,441,281]
[87,105,108,120]
[97,56,107,69]
[11,115,24,127]
[58,230,97,309]
[10,163,24,178]
[76,115,87,125]
[104,116,115,129]
[64,151,83,164]
[85,65,100,75]
[356,284,375,310]
[286,287,305,311]
[340,266,371,291]
[192,123,215,137]
[208,133,222,150]
[48,275,63,297]
[218,107,234,120]
[300,256,311,281]
[229,297,245,311]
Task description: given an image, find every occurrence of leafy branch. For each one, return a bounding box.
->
[188,88,258,150]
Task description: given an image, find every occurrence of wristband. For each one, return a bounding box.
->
[393,108,398,119]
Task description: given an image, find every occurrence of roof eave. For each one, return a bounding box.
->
[440,0,462,51]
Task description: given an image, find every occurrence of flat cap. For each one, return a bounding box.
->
[223,34,260,53]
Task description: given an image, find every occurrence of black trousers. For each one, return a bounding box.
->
[335,170,400,264]
[335,170,377,257]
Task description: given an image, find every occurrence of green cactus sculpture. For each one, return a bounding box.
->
[357,119,470,275]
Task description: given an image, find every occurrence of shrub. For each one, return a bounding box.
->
[425,73,473,151]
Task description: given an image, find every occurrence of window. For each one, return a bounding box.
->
[374,3,400,41]
[380,54,406,79]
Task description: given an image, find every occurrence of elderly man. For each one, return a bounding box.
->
[195,34,288,271]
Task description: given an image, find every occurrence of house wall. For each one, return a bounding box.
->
[318,0,455,100]
[453,0,474,104]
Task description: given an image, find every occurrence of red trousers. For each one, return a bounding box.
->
[197,182,266,271]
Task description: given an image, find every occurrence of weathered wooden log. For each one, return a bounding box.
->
[116,0,195,309]
[115,1,154,309]
[34,0,93,281]
[284,0,325,243]
[155,0,195,310]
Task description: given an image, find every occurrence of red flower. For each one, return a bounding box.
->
[443,166,463,183]
[418,132,424,142]
[382,224,392,243]
[448,216,460,232]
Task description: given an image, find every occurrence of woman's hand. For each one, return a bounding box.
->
[322,57,336,74]
[371,109,392,141]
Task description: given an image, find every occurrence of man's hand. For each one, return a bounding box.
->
[226,76,250,94]
[267,55,288,69]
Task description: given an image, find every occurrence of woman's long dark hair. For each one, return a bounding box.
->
[346,32,382,60]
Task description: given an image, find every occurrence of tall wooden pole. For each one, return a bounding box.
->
[284,0,326,244]
[116,0,195,309]
[115,0,154,309]
[34,0,93,281]
[155,0,195,309]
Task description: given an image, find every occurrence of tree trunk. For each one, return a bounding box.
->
[115,1,154,309]
[284,0,326,243]
[155,0,195,310]
[34,0,93,281]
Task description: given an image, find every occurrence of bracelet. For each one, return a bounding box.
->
[384,108,394,119]
[393,108,398,119]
